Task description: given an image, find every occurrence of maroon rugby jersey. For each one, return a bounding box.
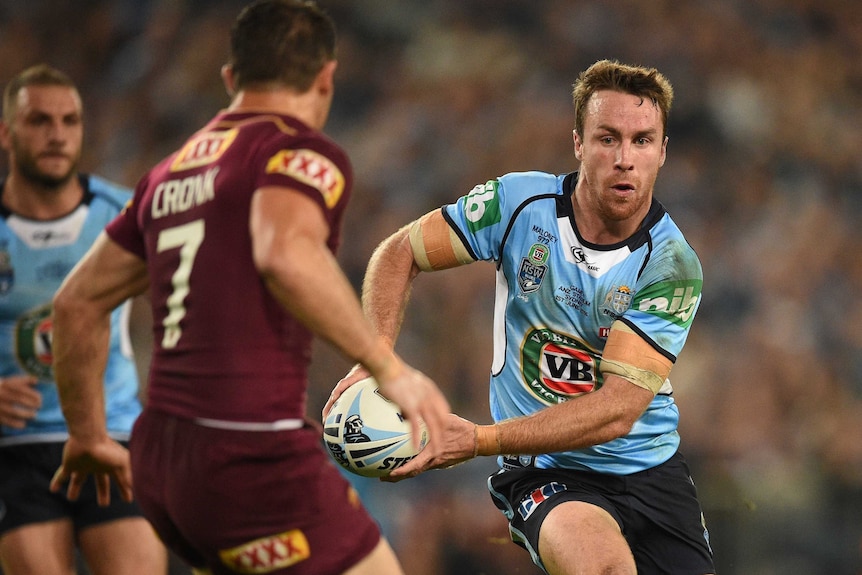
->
[106,111,351,422]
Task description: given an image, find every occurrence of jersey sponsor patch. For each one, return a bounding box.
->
[218,529,310,573]
[171,129,237,171]
[634,279,702,327]
[15,303,54,379]
[521,328,598,404]
[463,180,502,232]
[265,149,345,208]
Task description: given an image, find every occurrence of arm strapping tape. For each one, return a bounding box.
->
[599,358,665,395]
[408,212,474,272]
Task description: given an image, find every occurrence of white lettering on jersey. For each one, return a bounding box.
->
[151,167,219,219]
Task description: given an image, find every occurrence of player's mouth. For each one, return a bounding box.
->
[39,150,69,160]
[610,182,635,194]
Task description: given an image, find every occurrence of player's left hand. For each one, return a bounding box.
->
[49,435,134,506]
[382,413,477,482]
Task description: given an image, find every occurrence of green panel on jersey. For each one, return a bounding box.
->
[633,279,702,327]
[463,180,502,233]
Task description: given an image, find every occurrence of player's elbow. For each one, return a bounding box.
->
[53,277,87,319]
[595,403,644,444]
[605,415,639,442]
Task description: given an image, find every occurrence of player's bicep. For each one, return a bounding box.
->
[600,321,673,395]
[250,186,329,270]
[408,210,475,271]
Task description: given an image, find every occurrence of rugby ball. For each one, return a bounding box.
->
[323,376,427,478]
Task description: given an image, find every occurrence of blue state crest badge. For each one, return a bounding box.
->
[518,243,549,294]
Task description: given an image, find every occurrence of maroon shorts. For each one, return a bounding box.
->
[129,408,381,574]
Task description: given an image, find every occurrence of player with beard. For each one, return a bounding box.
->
[0,64,167,575]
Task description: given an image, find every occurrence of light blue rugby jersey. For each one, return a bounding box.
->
[443,171,703,475]
[0,175,142,445]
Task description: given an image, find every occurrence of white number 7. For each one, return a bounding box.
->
[156,219,204,349]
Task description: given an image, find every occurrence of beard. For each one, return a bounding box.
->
[11,136,80,189]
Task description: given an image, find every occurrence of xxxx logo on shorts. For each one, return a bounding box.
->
[521,328,600,404]
[219,529,310,573]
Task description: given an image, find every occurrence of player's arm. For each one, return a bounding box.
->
[322,208,473,416]
[389,323,667,479]
[362,209,474,346]
[250,186,399,377]
[473,322,670,456]
[50,232,149,503]
[250,187,450,443]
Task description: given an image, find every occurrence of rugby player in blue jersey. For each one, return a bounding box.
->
[327,59,716,575]
[0,64,167,575]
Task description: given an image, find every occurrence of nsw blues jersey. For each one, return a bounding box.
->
[443,171,703,474]
[0,175,142,445]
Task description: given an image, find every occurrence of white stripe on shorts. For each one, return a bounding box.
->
[193,417,304,431]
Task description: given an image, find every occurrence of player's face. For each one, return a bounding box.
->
[573,89,667,225]
[1,85,83,188]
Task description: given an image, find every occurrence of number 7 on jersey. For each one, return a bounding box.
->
[156,219,204,349]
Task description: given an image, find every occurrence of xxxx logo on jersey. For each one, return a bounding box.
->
[265,149,345,208]
[522,328,601,404]
[171,129,237,171]
[15,303,53,380]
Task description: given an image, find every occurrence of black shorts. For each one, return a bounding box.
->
[488,451,715,575]
[0,441,145,535]
[130,408,382,575]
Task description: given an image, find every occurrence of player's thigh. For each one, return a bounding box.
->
[342,537,404,575]
[0,519,77,575]
[538,500,636,575]
[78,517,168,575]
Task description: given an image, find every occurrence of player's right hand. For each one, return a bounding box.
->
[0,374,41,428]
[373,360,451,455]
[49,435,134,506]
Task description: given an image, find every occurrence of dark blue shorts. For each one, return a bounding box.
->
[488,451,715,574]
[0,441,145,535]
[130,408,382,575]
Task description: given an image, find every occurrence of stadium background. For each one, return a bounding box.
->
[1,1,861,573]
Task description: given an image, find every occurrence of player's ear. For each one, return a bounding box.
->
[659,135,668,167]
[316,60,337,97]
[221,64,236,97]
[573,130,584,161]
[0,121,9,152]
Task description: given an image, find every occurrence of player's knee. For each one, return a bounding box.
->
[538,502,635,575]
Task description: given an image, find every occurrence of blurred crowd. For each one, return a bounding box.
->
[2,0,861,573]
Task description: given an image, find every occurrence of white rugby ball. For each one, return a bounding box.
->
[323,376,427,478]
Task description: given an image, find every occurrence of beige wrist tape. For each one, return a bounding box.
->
[599,358,665,395]
[475,424,502,456]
